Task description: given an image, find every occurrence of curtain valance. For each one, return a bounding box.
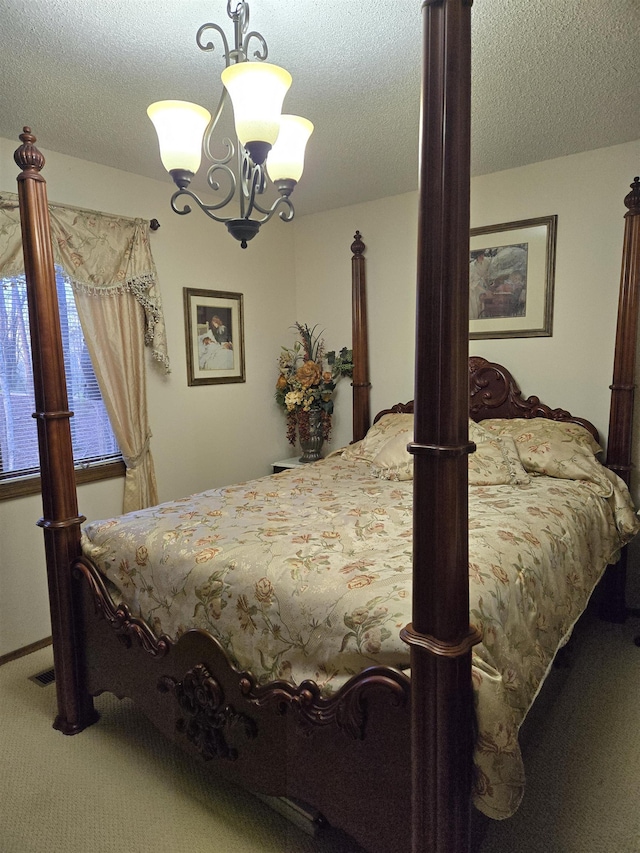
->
[0,192,169,372]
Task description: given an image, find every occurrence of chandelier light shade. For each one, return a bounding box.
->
[147,101,212,185]
[266,115,315,186]
[147,1,313,248]
[220,62,291,165]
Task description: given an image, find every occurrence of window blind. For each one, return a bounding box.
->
[0,268,120,480]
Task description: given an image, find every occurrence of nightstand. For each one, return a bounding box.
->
[272,456,306,473]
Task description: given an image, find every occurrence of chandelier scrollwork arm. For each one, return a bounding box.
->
[252,193,295,223]
[239,156,263,217]
[276,198,295,222]
[237,152,294,225]
[243,30,268,61]
[203,106,234,164]
[201,4,267,64]
[196,23,231,62]
[242,162,263,220]
[205,161,237,209]
[170,188,234,224]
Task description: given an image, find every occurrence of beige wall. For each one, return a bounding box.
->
[0,135,298,656]
[293,139,640,478]
[2,135,639,655]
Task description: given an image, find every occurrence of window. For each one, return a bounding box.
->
[0,267,123,499]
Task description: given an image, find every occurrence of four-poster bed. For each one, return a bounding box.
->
[11,1,640,852]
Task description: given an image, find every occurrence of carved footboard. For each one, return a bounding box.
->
[74,556,412,853]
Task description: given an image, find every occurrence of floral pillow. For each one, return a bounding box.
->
[368,430,413,480]
[468,428,531,486]
[369,418,530,485]
[478,418,606,482]
[341,413,414,462]
[475,417,629,502]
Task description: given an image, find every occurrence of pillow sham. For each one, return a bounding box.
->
[477,417,620,497]
[468,431,531,486]
[479,417,605,479]
[341,412,414,462]
[479,417,603,458]
[368,429,413,480]
[369,418,530,485]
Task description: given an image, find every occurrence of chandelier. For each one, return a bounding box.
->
[147,1,313,248]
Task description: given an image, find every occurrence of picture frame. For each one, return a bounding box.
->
[184,288,246,386]
[469,215,557,340]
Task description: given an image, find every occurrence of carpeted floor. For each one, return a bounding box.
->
[1,601,639,853]
[473,601,640,853]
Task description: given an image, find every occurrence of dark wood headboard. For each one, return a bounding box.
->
[372,355,600,442]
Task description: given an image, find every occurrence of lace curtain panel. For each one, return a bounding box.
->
[0,192,169,511]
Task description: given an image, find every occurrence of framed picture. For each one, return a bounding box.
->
[469,215,557,340]
[184,288,246,386]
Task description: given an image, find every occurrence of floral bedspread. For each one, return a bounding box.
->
[81,452,638,820]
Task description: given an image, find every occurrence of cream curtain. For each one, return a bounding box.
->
[0,192,169,511]
[73,287,159,511]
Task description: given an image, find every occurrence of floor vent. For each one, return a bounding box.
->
[29,667,55,687]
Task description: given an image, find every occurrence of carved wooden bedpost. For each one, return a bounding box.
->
[351,231,370,442]
[400,3,480,852]
[607,177,640,486]
[602,177,640,623]
[14,128,98,734]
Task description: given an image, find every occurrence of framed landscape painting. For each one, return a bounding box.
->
[469,215,557,340]
[184,288,246,386]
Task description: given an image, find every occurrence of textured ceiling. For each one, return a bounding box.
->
[1,0,639,216]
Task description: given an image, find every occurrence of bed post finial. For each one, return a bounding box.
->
[624,177,640,216]
[14,127,45,174]
[351,230,365,256]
